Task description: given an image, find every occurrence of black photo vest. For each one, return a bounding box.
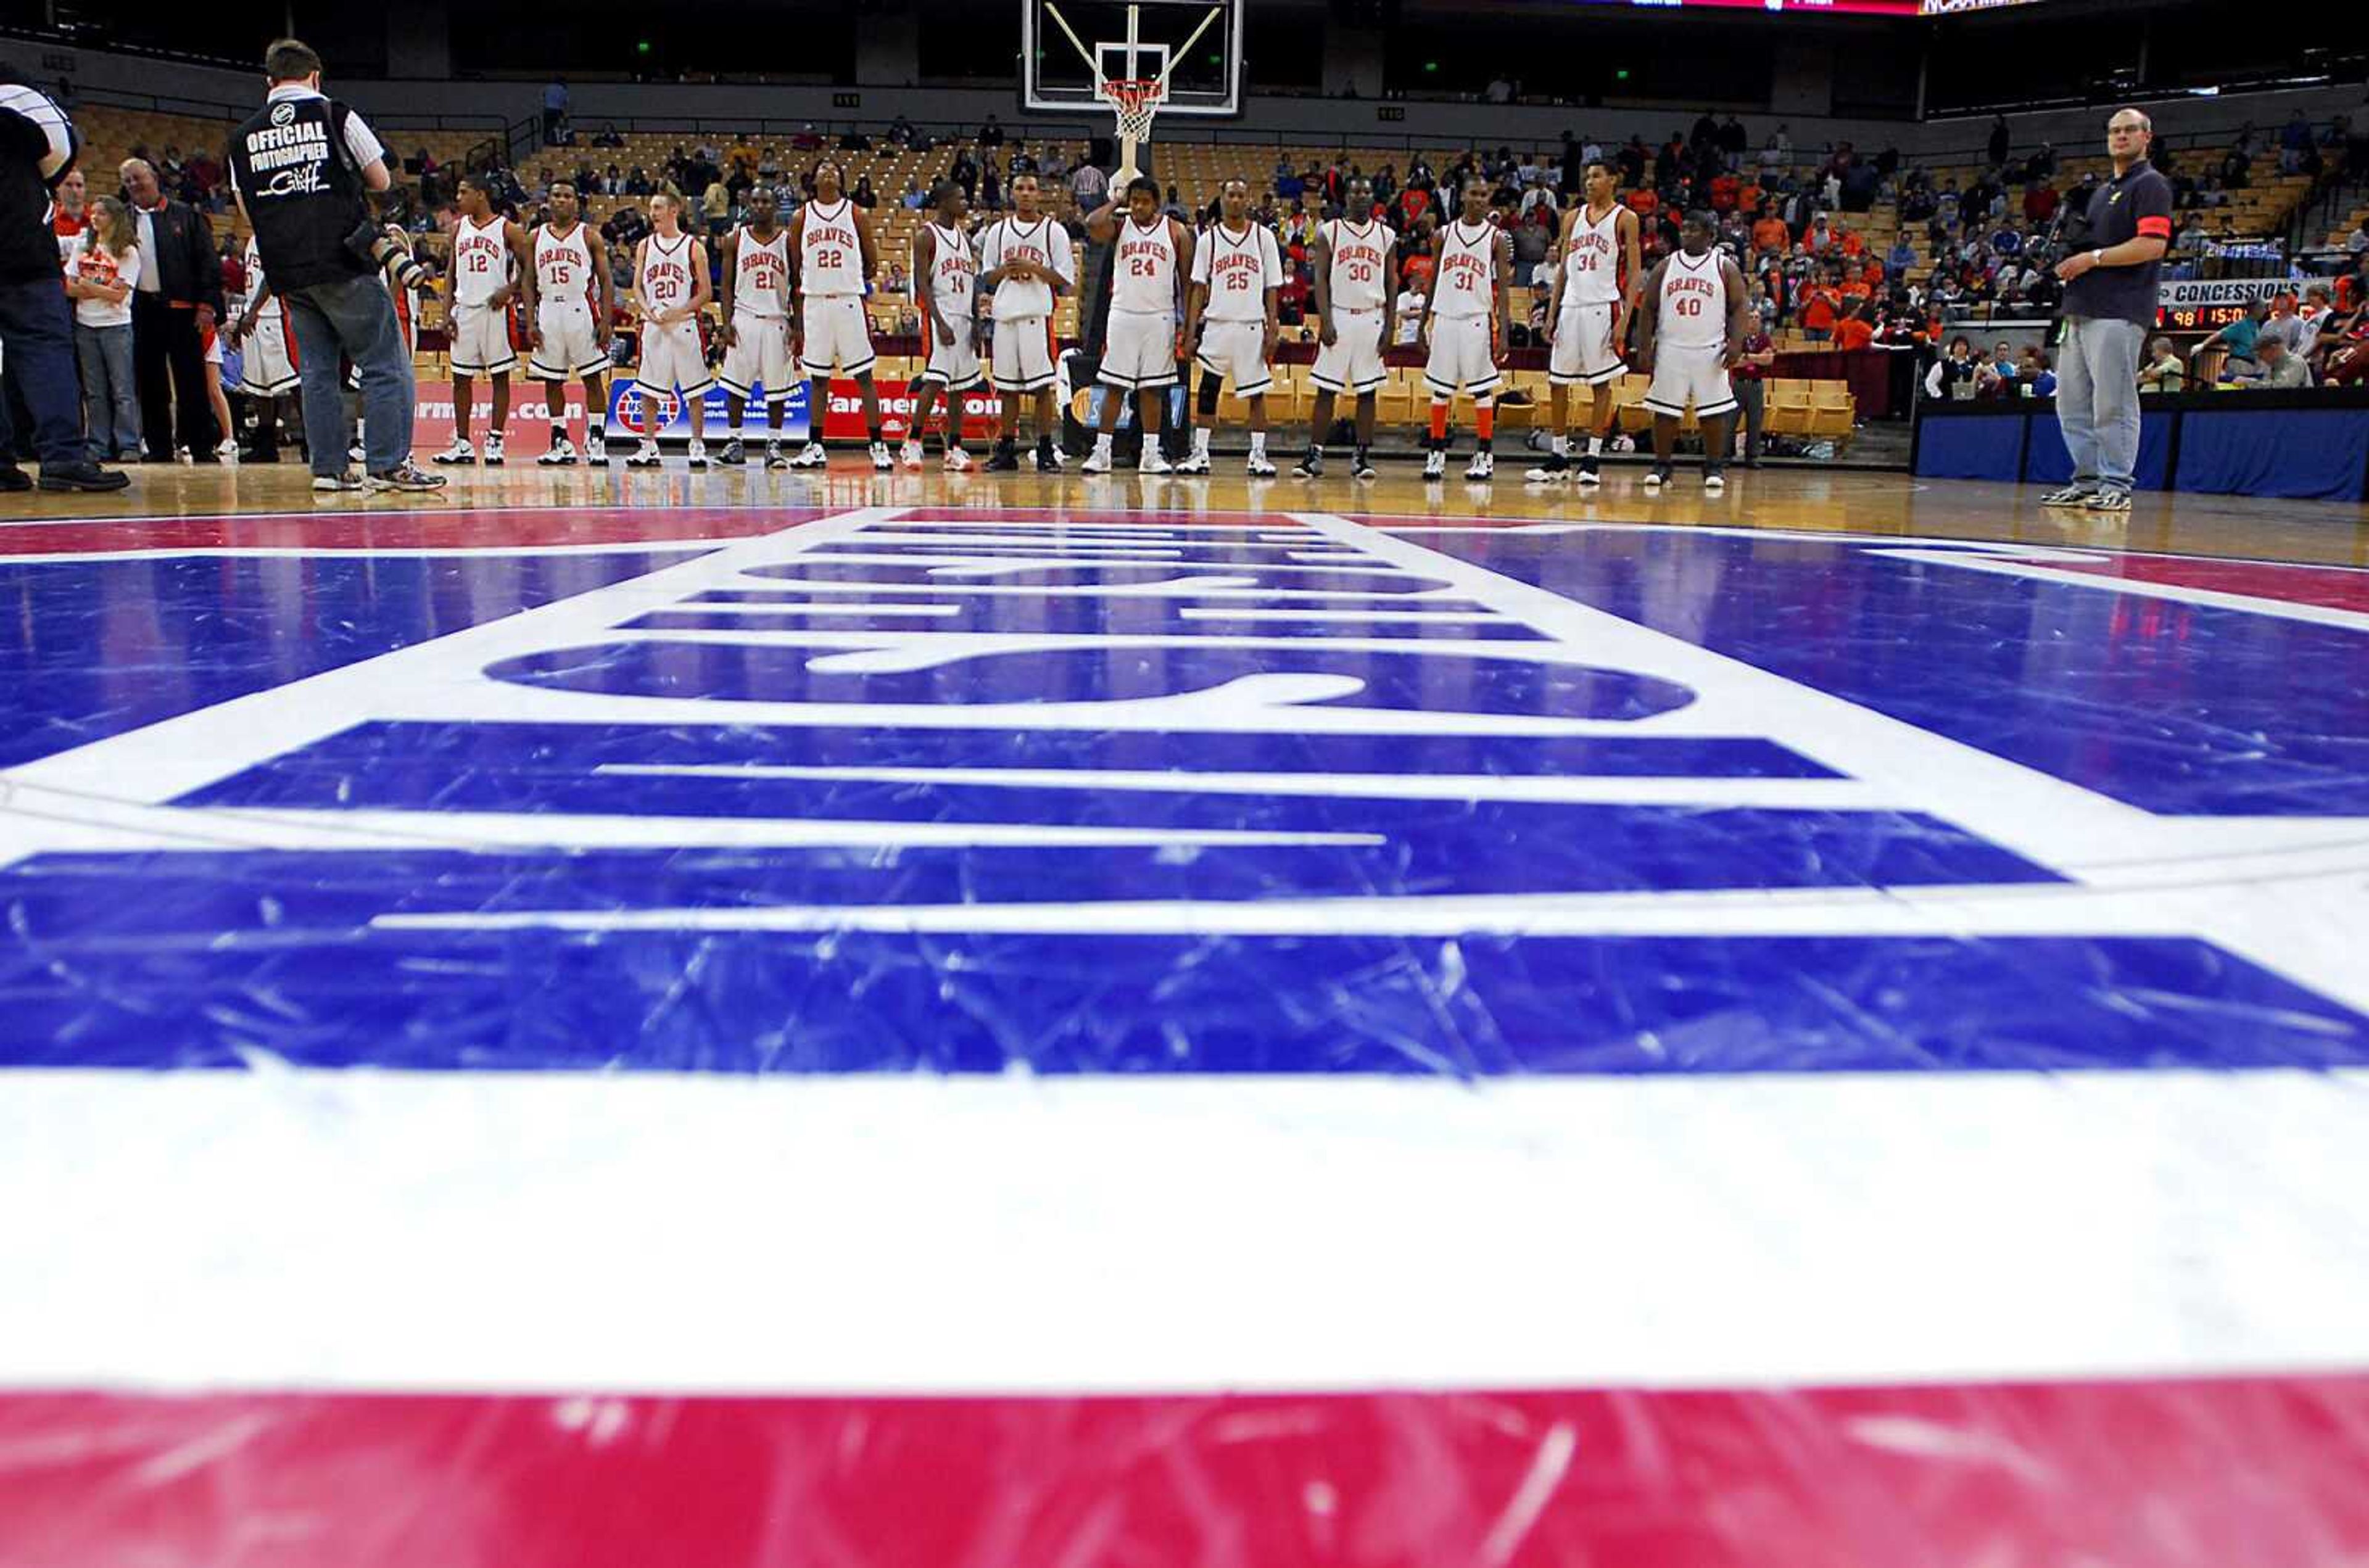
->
[228,93,370,289]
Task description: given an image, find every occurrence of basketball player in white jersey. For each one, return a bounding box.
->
[224,235,297,461]
[787,160,891,471]
[1181,178,1283,476]
[1299,175,1394,481]
[624,190,714,469]
[1083,175,1190,476]
[1416,178,1514,481]
[906,180,984,472]
[436,176,532,466]
[978,172,1073,472]
[1528,160,1642,486]
[1635,211,1751,492]
[716,186,794,468]
[524,179,613,467]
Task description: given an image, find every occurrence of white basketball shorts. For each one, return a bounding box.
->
[1423,313,1500,398]
[800,294,875,378]
[991,314,1059,392]
[1308,308,1388,395]
[529,301,608,381]
[1099,309,1180,390]
[718,312,794,404]
[1193,318,1273,397]
[634,318,711,397]
[1549,301,1626,387]
[239,310,300,396]
[920,311,983,390]
[448,300,519,376]
[1644,340,1737,419]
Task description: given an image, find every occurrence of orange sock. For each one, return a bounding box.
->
[1428,401,1449,442]
[1475,405,1495,444]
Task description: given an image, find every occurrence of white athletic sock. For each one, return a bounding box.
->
[1249,431,1267,458]
[1587,435,1605,456]
[1093,432,1114,459]
[1194,427,1212,456]
[1551,434,1569,456]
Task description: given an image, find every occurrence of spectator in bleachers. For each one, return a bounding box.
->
[592,123,622,149]
[51,165,83,237]
[1835,300,1875,353]
[1732,308,1773,464]
[885,115,915,150]
[2137,337,2187,394]
[1796,271,1839,342]
[2019,347,2057,397]
[65,194,141,463]
[978,115,1004,148]
[2280,110,2313,175]
[2231,331,2310,388]
[1975,338,2019,397]
[851,175,878,211]
[1069,157,1106,213]
[1988,116,2011,170]
[119,155,223,464]
[2294,284,2336,360]
[1925,335,1977,398]
[1884,230,1916,280]
[2257,291,2304,357]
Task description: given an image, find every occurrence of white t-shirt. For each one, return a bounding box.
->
[1394,289,1426,345]
[66,239,141,328]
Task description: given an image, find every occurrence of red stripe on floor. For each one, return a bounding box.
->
[4,1376,2364,1567]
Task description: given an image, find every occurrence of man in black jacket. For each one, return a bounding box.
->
[120,155,223,461]
[0,76,126,490]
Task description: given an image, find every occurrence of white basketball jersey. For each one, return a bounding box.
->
[797,199,864,297]
[1434,220,1497,319]
[241,237,281,323]
[638,231,697,315]
[1192,221,1281,322]
[732,226,790,318]
[981,215,1066,321]
[1562,204,1624,307]
[1658,249,1729,350]
[452,213,511,308]
[924,223,975,318]
[533,222,595,311]
[1110,215,1178,316]
[1324,219,1394,312]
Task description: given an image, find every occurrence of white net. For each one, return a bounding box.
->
[1100,77,1166,150]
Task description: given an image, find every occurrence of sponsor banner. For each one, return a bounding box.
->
[408,382,1002,451]
[2156,278,2293,310]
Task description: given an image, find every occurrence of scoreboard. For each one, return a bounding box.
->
[2155,279,2293,332]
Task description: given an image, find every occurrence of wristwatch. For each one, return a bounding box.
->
[2090,249,2105,268]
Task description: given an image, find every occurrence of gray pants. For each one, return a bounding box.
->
[281,271,415,479]
[74,322,139,460]
[1734,377,1765,461]
[2054,315,2145,494]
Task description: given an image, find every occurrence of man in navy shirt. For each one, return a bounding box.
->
[2046,108,2174,512]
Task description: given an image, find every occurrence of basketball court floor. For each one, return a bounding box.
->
[2,462,2366,1566]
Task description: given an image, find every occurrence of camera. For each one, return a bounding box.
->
[346,220,432,291]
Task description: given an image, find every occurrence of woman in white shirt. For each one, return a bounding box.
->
[64,196,142,462]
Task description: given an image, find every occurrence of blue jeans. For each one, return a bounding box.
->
[0,272,90,468]
[281,271,415,478]
[75,321,139,460]
[2054,315,2145,493]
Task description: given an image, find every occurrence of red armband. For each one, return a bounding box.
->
[2136,217,2173,239]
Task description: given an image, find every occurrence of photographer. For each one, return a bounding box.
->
[226,38,440,492]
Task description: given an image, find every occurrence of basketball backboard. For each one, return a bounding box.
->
[1021,0,1244,118]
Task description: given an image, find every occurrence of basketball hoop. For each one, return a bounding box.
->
[1099,76,1167,149]
[1099,75,1167,183]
